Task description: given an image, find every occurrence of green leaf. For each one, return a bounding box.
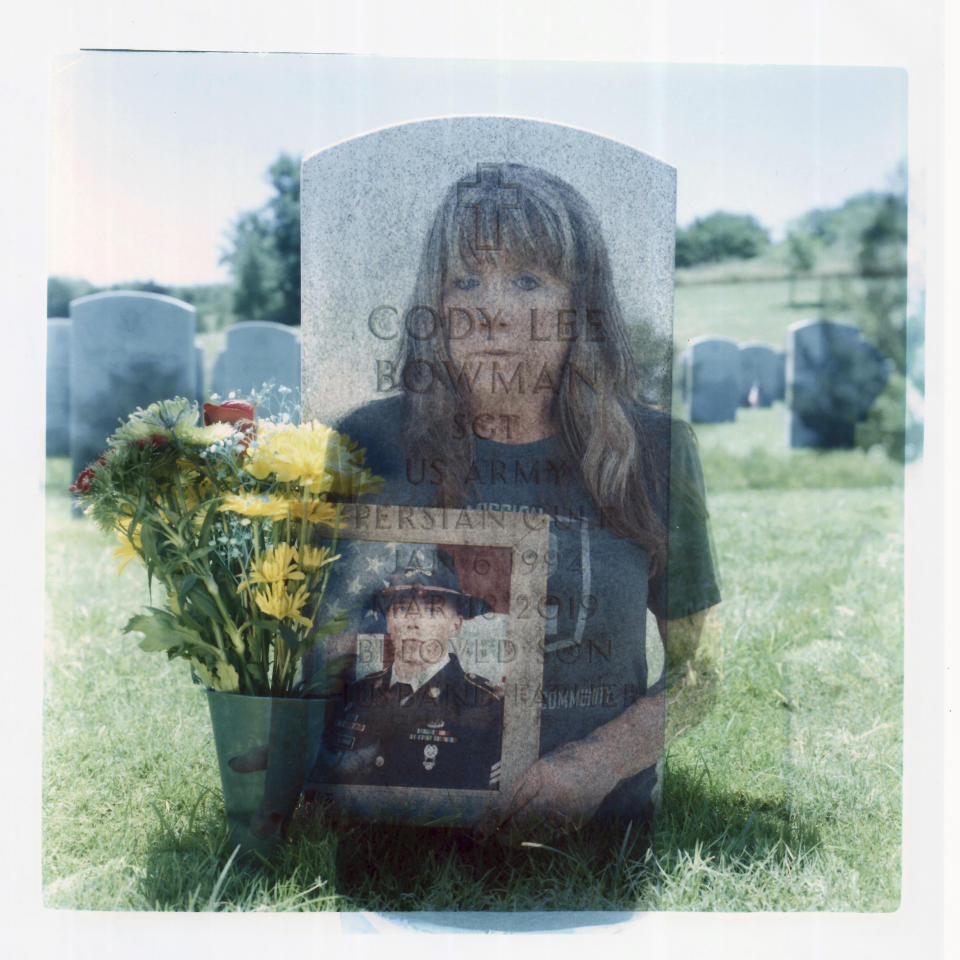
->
[188,657,240,693]
[195,496,222,545]
[125,611,203,653]
[187,589,221,622]
[176,573,200,608]
[125,610,221,657]
[246,662,267,685]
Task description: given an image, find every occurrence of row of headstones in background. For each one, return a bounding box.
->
[50,294,302,467]
[679,337,786,424]
[210,321,301,420]
[680,320,890,449]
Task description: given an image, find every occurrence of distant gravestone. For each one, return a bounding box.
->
[738,342,779,407]
[69,292,196,481]
[301,116,677,422]
[210,321,300,419]
[678,347,690,403]
[46,318,71,456]
[773,350,786,402]
[684,336,740,423]
[211,350,227,400]
[787,319,889,448]
[195,345,205,402]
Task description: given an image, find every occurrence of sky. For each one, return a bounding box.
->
[47,55,908,287]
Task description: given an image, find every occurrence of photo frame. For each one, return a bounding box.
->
[304,504,550,826]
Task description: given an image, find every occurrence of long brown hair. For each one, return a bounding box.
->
[398,163,667,574]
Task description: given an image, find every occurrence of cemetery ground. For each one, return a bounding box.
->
[42,405,903,912]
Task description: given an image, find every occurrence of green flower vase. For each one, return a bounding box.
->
[206,689,334,858]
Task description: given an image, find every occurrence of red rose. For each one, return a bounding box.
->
[203,400,256,426]
[203,400,257,450]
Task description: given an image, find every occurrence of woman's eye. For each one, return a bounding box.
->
[452,277,480,291]
[513,273,540,291]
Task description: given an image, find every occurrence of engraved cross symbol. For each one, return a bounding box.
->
[457,163,521,251]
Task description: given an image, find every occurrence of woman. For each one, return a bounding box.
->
[331,163,719,829]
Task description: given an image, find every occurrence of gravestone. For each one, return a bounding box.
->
[46,318,71,456]
[301,116,677,422]
[738,341,779,407]
[69,291,196,482]
[787,319,889,448]
[210,321,300,419]
[298,117,679,835]
[195,345,205,402]
[678,347,690,403]
[773,350,787,402]
[684,336,740,423]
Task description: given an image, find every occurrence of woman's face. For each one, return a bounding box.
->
[442,257,573,394]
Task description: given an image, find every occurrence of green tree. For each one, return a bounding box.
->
[47,276,96,317]
[853,189,908,461]
[221,153,301,326]
[856,192,907,371]
[785,228,818,305]
[107,279,172,296]
[675,212,770,267]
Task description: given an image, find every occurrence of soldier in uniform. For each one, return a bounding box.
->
[324,553,505,791]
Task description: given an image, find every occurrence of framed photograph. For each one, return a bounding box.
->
[304,504,550,826]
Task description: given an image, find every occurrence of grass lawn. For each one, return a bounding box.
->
[42,437,903,912]
[672,273,869,349]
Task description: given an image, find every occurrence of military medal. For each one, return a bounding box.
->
[423,743,438,770]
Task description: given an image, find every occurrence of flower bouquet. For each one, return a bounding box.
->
[70,396,383,851]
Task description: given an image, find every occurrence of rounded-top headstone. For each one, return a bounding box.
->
[685,335,740,423]
[301,116,677,422]
[737,341,779,407]
[209,320,301,420]
[68,291,196,481]
[46,318,71,456]
[786,318,889,448]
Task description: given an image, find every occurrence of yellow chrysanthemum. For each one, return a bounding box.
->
[218,493,294,520]
[218,493,339,527]
[300,545,340,570]
[253,581,313,627]
[113,517,142,574]
[245,421,359,489]
[297,498,339,525]
[242,543,305,589]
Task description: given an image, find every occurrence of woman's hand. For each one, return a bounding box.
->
[483,689,665,836]
[495,736,620,830]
